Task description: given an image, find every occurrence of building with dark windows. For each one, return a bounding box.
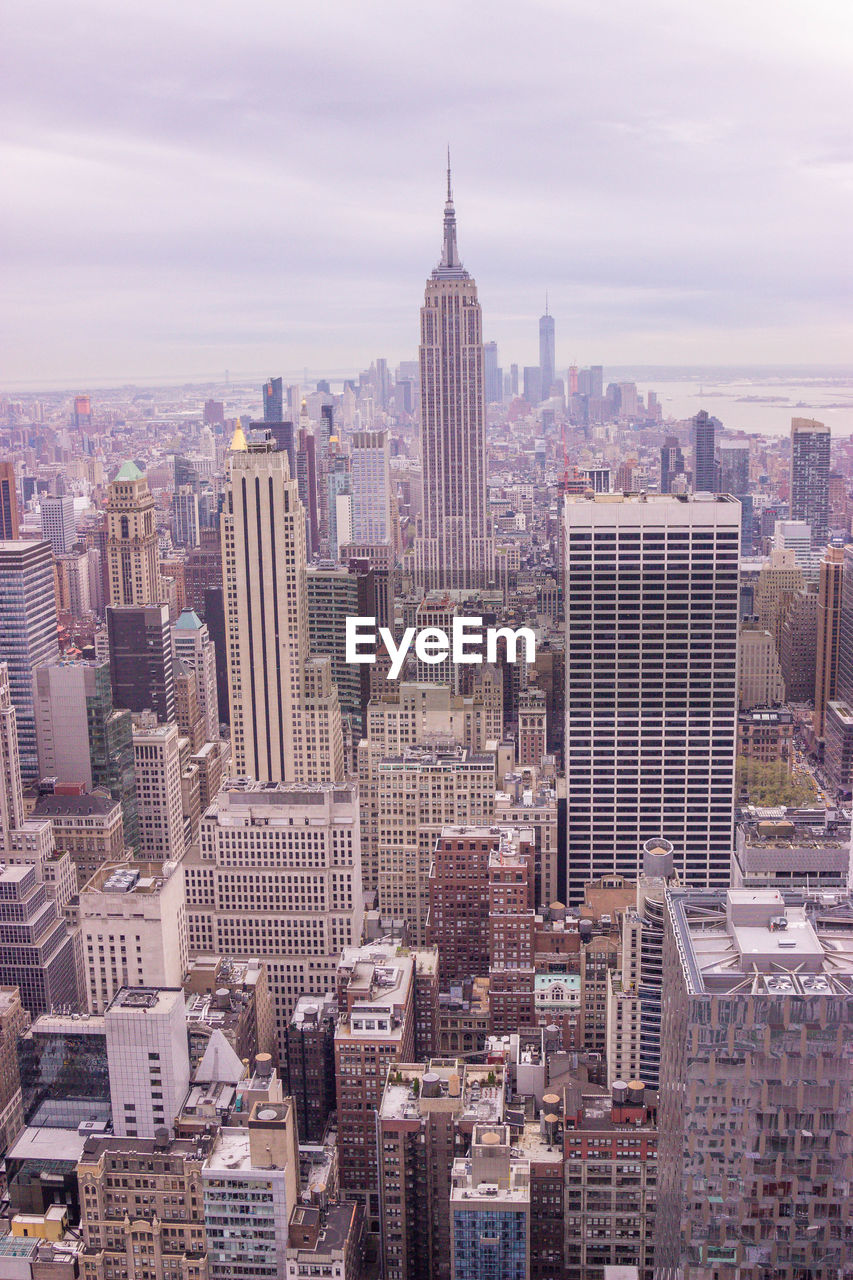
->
[564,492,740,901]
[659,437,685,494]
[0,462,19,540]
[691,410,719,493]
[18,1013,110,1129]
[107,602,175,723]
[0,865,79,1019]
[790,416,830,546]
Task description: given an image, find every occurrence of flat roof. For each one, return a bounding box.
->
[8,1126,88,1163]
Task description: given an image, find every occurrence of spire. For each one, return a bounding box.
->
[436,149,464,275]
[545,290,549,317]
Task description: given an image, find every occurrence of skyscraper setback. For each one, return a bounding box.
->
[415,166,494,590]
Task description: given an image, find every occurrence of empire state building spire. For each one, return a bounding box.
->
[434,149,468,280]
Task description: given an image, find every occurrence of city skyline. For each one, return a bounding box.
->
[4,1,853,385]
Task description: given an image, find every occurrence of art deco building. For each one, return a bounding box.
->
[564,492,740,900]
[415,167,494,591]
[221,430,344,784]
[105,462,161,607]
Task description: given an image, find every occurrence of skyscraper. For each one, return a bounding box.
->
[262,375,283,423]
[0,540,59,779]
[790,416,830,545]
[564,492,740,900]
[107,603,175,723]
[105,462,161,606]
[815,543,846,739]
[0,462,19,540]
[40,495,76,556]
[656,887,853,1280]
[350,429,392,545]
[539,299,555,401]
[659,437,685,494]
[691,409,718,492]
[483,340,501,404]
[221,431,343,783]
[172,608,220,742]
[416,165,493,591]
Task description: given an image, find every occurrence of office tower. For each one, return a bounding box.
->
[0,540,59,779]
[174,662,205,752]
[18,1012,110,1129]
[0,865,79,1017]
[379,1060,507,1280]
[296,422,320,556]
[286,992,338,1144]
[172,484,200,547]
[523,365,542,405]
[306,566,372,745]
[754,547,803,660]
[54,550,91,617]
[370,745,496,944]
[327,453,351,559]
[73,394,92,430]
[0,462,19,540]
[659,437,685,494]
[716,439,749,496]
[263,375,283,422]
[450,1125,530,1280]
[204,399,225,425]
[132,720,186,860]
[656,887,853,1280]
[350,428,392,544]
[0,988,26,1155]
[107,602,175,722]
[691,409,718,492]
[605,839,677,1091]
[588,365,603,399]
[773,518,813,569]
[539,302,555,401]
[738,630,785,710]
[185,782,363,1058]
[334,942,417,1222]
[221,432,344,784]
[78,1132,209,1279]
[105,987,191,1137]
[185,526,223,614]
[31,791,126,886]
[79,860,188,1014]
[487,835,535,1034]
[39,494,76,556]
[494,778,558,908]
[564,493,740,901]
[814,542,844,737]
[416,167,493,592]
[0,664,24,844]
[778,589,817,701]
[790,416,830,545]
[172,608,220,741]
[203,1100,299,1280]
[484,340,501,404]
[34,658,134,795]
[105,462,161,606]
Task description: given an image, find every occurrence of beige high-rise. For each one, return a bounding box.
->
[222,431,343,784]
[415,166,494,591]
[814,542,844,738]
[106,461,162,606]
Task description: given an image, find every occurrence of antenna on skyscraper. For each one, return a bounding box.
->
[446,145,452,201]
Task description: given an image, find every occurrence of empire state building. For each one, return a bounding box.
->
[415,166,494,590]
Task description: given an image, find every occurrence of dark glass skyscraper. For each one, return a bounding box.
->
[107,603,175,724]
[262,376,283,423]
[790,416,830,545]
[691,409,719,492]
[660,437,685,494]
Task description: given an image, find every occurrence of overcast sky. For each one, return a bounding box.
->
[3,0,853,388]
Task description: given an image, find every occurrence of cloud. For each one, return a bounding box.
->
[2,0,853,385]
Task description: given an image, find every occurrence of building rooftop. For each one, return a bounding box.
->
[32,792,120,820]
[380,1061,504,1124]
[669,888,853,996]
[8,1126,89,1164]
[113,461,144,482]
[106,987,184,1015]
[288,1201,358,1258]
[82,860,178,897]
